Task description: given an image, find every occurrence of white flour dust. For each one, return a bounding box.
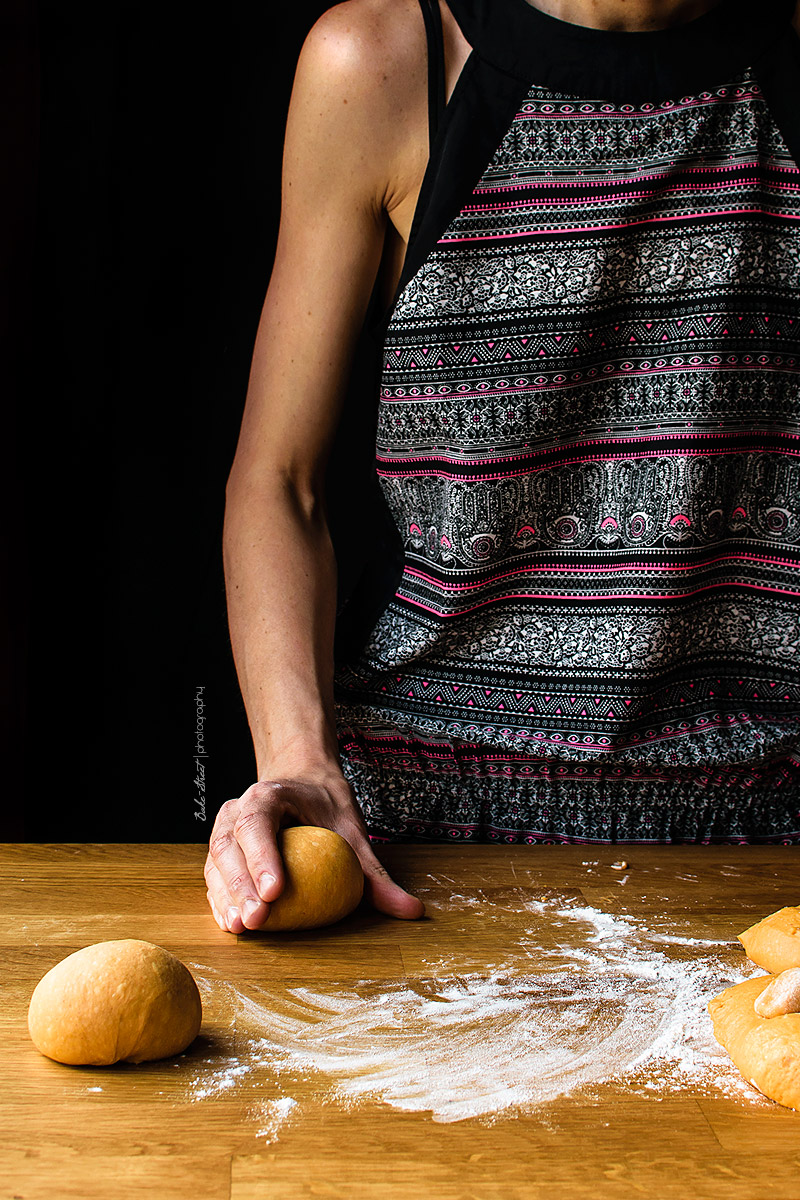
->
[250,1096,298,1142]
[184,889,765,1125]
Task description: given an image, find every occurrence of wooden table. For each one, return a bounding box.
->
[3,843,799,1199]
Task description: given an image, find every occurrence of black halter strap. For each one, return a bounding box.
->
[754,17,800,171]
[418,0,447,150]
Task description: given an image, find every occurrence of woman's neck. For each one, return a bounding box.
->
[525,0,724,31]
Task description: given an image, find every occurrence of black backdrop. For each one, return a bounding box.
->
[7,1,334,840]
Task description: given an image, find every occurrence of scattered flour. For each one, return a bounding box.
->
[184,890,766,1125]
[251,1096,298,1142]
[188,1057,250,1102]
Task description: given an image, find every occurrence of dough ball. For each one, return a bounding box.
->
[738,906,800,973]
[708,975,800,1110]
[28,940,202,1066]
[258,826,364,932]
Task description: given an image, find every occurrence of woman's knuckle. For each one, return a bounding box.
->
[226,871,252,897]
[209,830,234,860]
[252,779,283,799]
[232,808,266,838]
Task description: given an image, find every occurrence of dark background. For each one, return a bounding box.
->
[5,0,334,841]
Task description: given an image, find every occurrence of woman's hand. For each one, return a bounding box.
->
[204,774,425,933]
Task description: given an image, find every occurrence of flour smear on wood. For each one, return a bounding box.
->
[185,886,766,1125]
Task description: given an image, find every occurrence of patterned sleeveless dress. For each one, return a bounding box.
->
[333,0,800,844]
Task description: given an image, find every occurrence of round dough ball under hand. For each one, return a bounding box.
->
[28,940,202,1066]
[738,906,800,974]
[257,826,364,932]
[708,975,800,1110]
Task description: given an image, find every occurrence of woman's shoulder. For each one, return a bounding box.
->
[298,0,429,111]
[286,0,432,223]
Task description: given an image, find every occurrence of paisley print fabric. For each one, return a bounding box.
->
[334,61,800,844]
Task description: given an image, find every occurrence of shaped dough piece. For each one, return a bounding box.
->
[755,968,800,1018]
[738,907,800,973]
[28,940,202,1066]
[257,826,364,932]
[708,975,800,1110]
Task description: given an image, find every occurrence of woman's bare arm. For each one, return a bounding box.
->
[205,0,432,933]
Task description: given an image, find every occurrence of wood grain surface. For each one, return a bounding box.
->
[2,842,799,1200]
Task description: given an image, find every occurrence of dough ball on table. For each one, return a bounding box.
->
[708,975,800,1110]
[257,826,364,932]
[28,940,202,1066]
[738,907,800,973]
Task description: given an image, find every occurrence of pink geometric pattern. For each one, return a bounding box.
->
[335,70,800,843]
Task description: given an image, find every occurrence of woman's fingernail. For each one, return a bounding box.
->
[242,898,262,923]
[226,906,240,929]
[257,873,276,898]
